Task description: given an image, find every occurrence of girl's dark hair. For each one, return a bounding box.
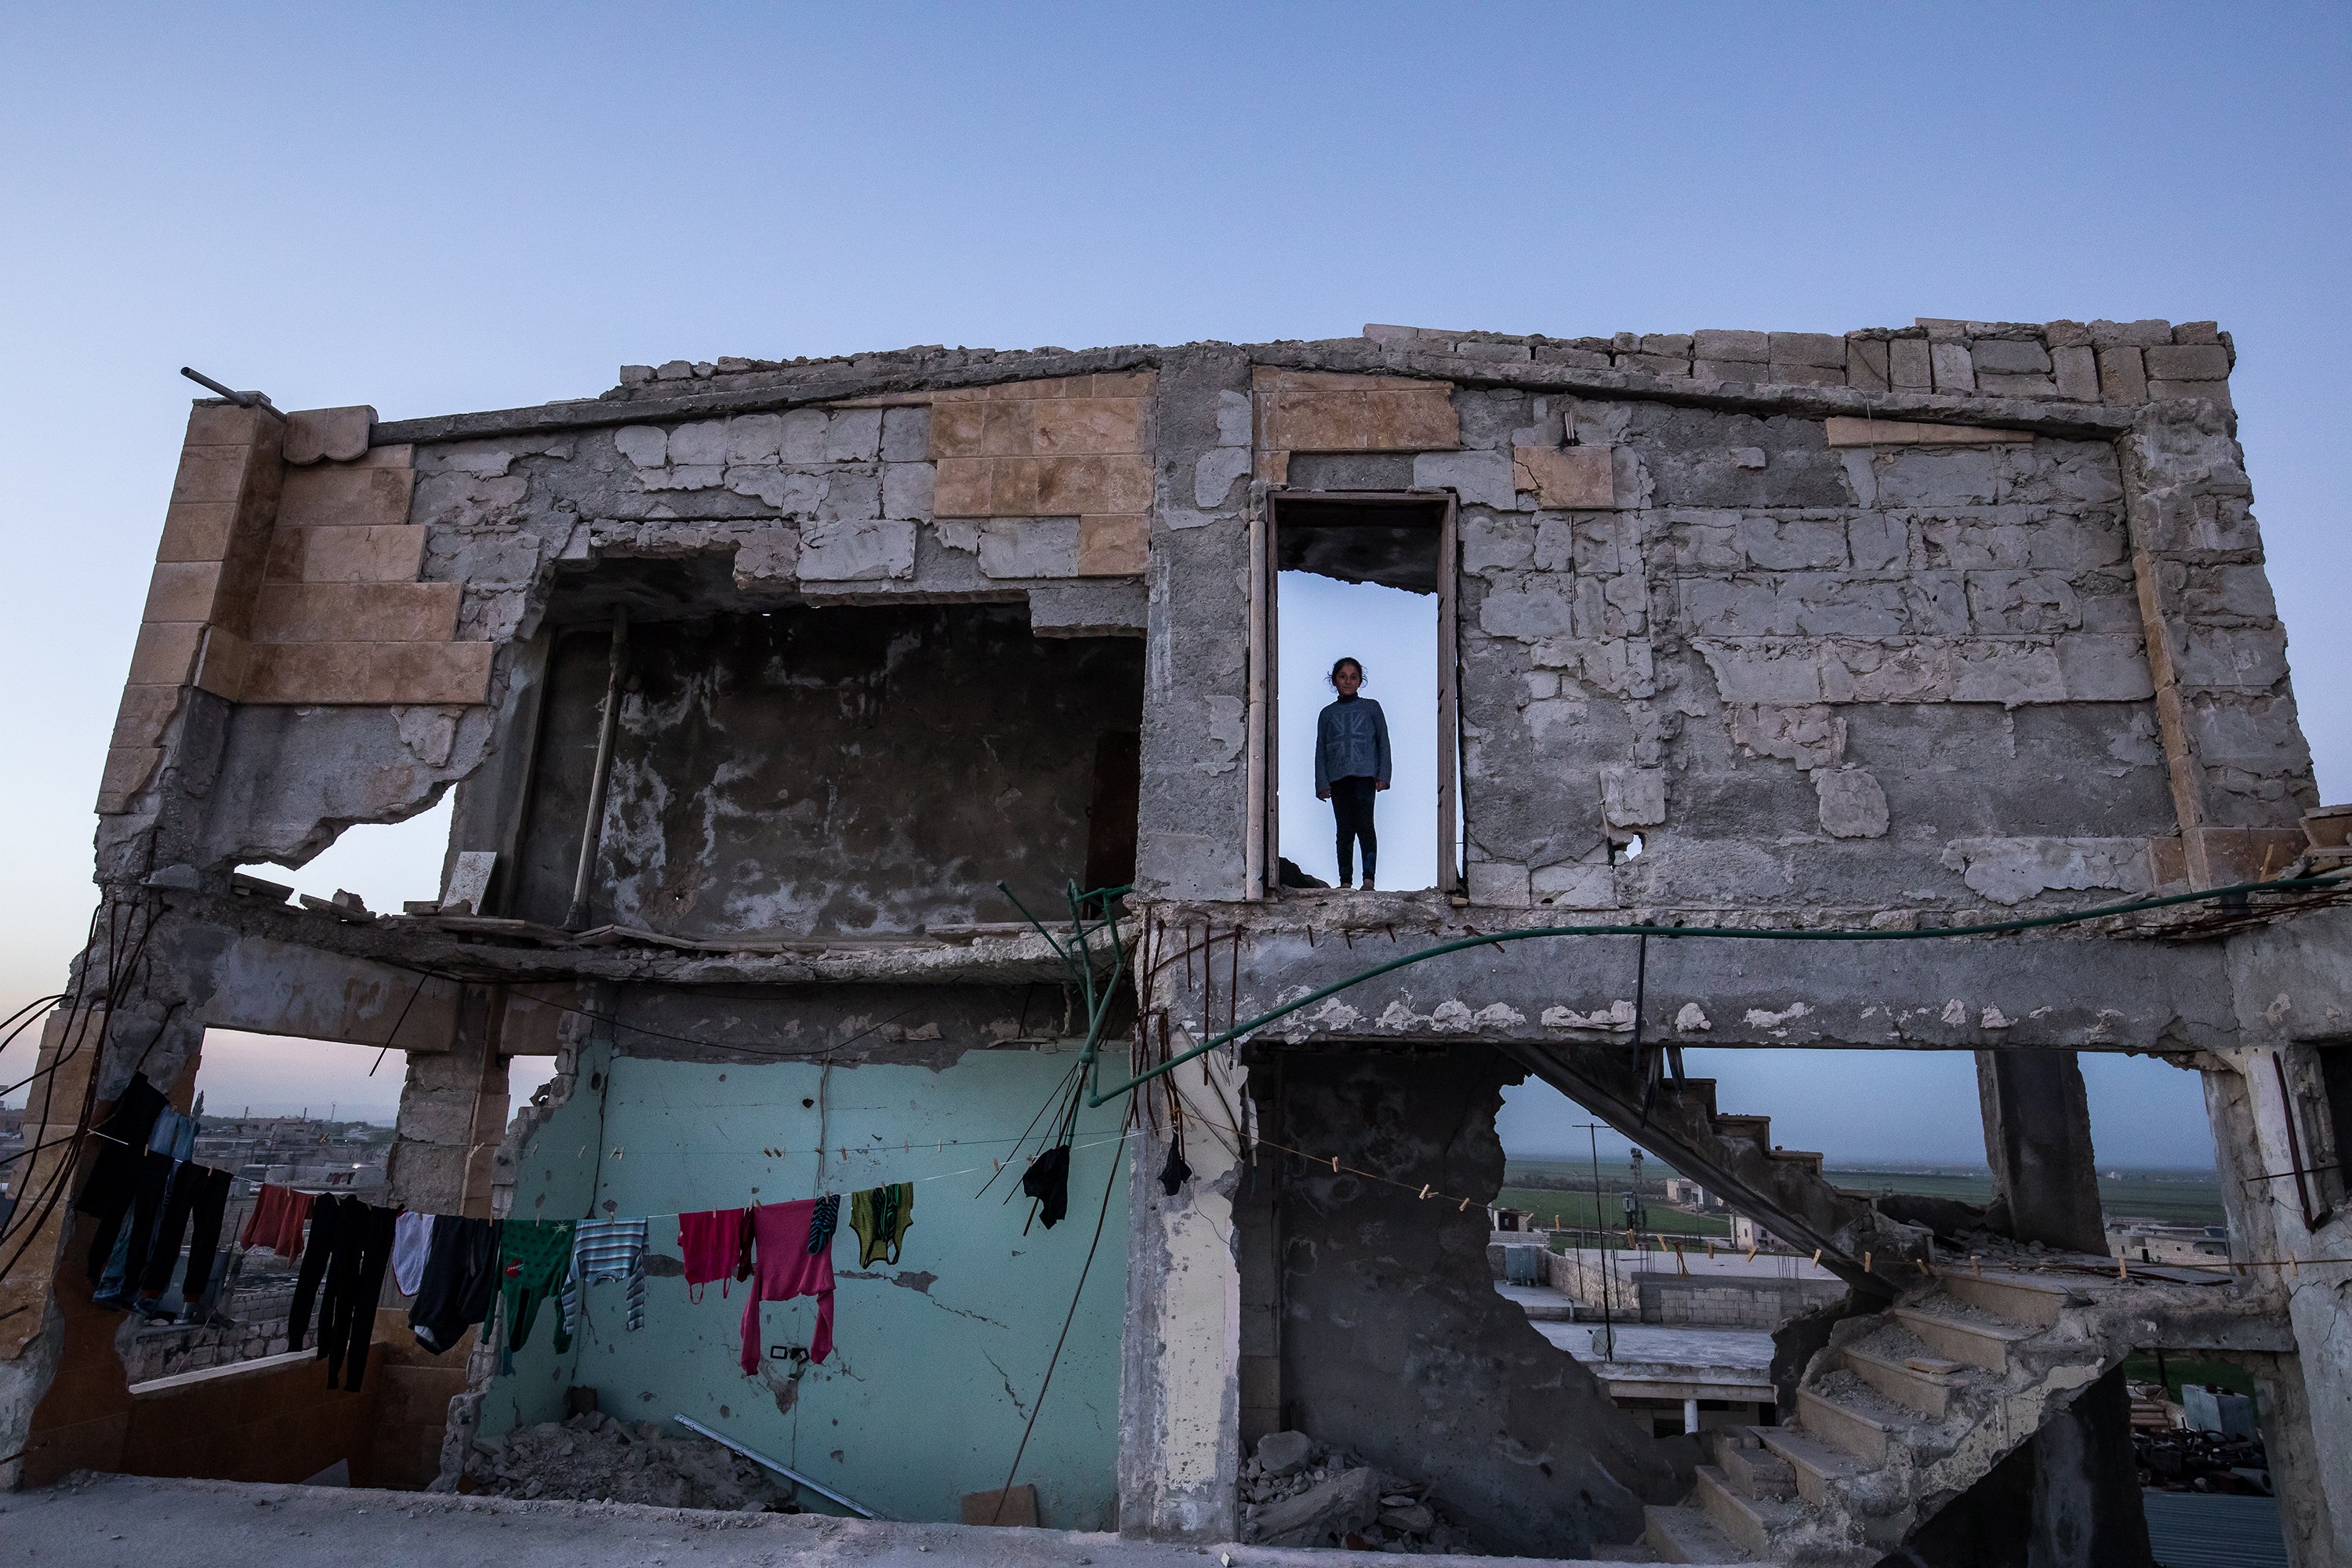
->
[1328,657,1364,687]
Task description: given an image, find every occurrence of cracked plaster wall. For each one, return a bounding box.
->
[1446,392,2215,916]
[507,603,1142,936]
[485,1038,1128,1528]
[1265,1045,1675,1556]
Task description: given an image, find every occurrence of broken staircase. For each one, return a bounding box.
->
[1501,1051,1926,1295]
[1637,1265,2276,1565]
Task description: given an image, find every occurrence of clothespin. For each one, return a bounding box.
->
[1330,1155,1340,1173]
[1863,1252,1873,1273]
[1458,1197,1472,1212]
[1811,1249,1823,1266]
[1417,1184,1432,1200]
[1744,1244,1757,1263]
[2118,1254,2129,1279]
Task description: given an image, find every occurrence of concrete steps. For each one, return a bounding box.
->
[1796,1386,1893,1466]
[1839,1340,1961,1418]
[1692,1465,1799,1559]
[1887,1304,2030,1374]
[1940,1270,2072,1328]
[1752,1424,1865,1508]
[1713,1435,1795,1503]
[1642,1501,1755,1564]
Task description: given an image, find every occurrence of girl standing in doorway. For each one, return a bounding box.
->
[1314,657,1391,889]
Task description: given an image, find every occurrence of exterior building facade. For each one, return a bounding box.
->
[2,316,2348,1563]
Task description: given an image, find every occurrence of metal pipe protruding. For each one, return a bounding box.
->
[564,607,630,931]
[673,1414,879,1518]
[179,365,273,411]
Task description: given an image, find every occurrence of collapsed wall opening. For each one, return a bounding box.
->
[506,591,1145,935]
[1266,493,1460,895]
[1234,1040,1676,1559]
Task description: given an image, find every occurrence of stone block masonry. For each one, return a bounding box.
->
[24,310,2340,1568]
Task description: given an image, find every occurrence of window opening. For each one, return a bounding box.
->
[116,1031,405,1383]
[1262,492,1460,895]
[239,791,456,917]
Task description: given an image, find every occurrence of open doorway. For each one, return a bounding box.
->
[1263,492,1460,894]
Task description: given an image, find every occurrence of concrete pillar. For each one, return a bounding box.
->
[1976,1050,2105,1254]
[385,984,510,1218]
[2201,1051,2350,1566]
[1116,1032,1245,1542]
[2026,1368,2153,1568]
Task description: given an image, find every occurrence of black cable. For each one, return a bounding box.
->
[988,1102,1127,1525]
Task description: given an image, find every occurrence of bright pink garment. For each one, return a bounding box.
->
[679,1208,750,1301]
[740,1199,837,1372]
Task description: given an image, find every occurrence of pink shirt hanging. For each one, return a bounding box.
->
[740,1197,838,1372]
[678,1207,750,1301]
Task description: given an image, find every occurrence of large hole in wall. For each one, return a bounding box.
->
[103,1032,406,1385]
[510,599,1145,936]
[1493,1076,1773,1444]
[240,793,455,916]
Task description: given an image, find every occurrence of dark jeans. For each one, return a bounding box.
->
[1330,775,1378,884]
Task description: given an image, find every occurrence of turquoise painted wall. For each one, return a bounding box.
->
[482,1040,1131,1528]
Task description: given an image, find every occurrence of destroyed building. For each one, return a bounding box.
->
[2,317,2350,1566]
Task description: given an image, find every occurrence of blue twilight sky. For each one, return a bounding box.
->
[2,4,2346,1166]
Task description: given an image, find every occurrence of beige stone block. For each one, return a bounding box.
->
[193,626,251,701]
[142,561,224,624]
[1267,382,1460,453]
[1031,397,1147,455]
[931,457,994,516]
[1821,417,2035,448]
[157,501,238,562]
[989,456,1044,514]
[2096,347,2147,405]
[171,445,254,506]
[127,620,204,686]
[278,461,415,529]
[242,641,494,705]
[184,401,274,447]
[250,581,461,644]
[1076,514,1149,576]
[112,684,183,751]
[96,746,162,813]
[1513,445,1616,509]
[927,400,990,459]
[281,406,376,465]
[266,524,427,583]
[979,400,1036,458]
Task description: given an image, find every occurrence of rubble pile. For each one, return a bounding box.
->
[1238,1430,1475,1555]
[466,1414,795,1511]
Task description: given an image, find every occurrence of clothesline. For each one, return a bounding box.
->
[560,1127,1149,1221]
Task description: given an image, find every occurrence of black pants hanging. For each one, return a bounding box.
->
[320,1202,397,1391]
[107,1150,177,1295]
[287,1194,346,1352]
[137,1160,207,1300]
[176,1165,233,1305]
[410,1216,502,1354]
[1330,775,1378,885]
[74,1075,169,1281]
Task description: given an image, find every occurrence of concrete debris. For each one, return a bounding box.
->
[1238,1432,1479,1555]
[464,1414,796,1512]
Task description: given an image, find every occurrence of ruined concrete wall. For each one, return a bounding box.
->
[2214,908,2352,1565]
[508,604,1142,935]
[483,1032,1128,1529]
[1263,1045,1673,1558]
[1456,403,2182,914]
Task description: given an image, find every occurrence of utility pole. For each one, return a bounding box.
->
[1584,1123,1614,1361]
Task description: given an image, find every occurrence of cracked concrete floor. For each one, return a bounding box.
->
[0,1475,1650,1567]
